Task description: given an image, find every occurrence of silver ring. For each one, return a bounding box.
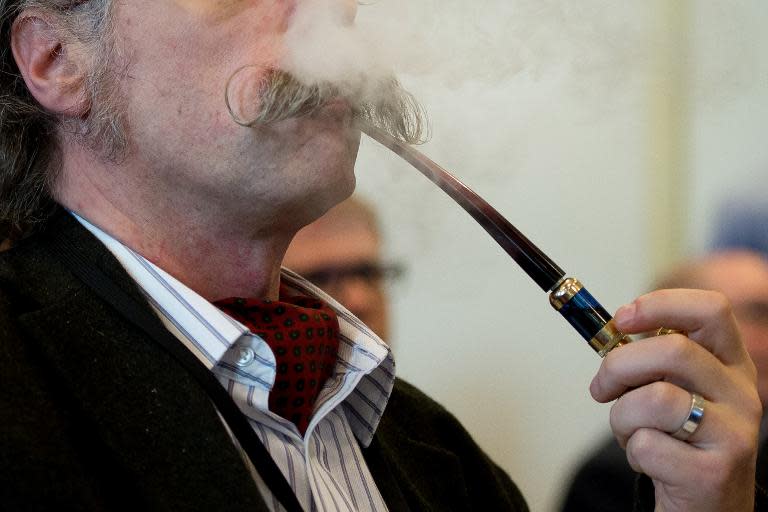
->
[672,392,705,441]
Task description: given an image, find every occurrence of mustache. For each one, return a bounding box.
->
[225,68,429,145]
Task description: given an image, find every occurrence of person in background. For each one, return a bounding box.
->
[283,195,401,342]
[560,249,768,512]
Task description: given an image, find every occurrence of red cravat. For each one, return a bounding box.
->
[214,290,340,435]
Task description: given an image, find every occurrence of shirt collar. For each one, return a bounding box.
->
[72,212,395,445]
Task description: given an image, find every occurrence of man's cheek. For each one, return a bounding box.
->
[171,0,253,23]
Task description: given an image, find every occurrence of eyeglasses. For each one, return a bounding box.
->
[302,262,404,293]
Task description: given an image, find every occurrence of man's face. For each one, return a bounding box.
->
[700,253,768,406]
[283,209,391,341]
[111,0,361,229]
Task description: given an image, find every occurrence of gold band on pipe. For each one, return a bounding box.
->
[594,321,631,357]
[549,278,582,310]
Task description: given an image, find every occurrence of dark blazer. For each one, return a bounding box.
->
[0,211,527,512]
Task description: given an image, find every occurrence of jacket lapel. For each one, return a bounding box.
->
[13,211,269,511]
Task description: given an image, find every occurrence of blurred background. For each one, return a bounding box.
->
[349,1,768,510]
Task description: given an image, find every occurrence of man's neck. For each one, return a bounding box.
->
[56,151,293,302]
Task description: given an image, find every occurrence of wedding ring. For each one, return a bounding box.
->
[672,392,705,441]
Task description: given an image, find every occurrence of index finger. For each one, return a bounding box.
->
[613,289,751,368]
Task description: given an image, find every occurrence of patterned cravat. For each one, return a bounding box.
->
[214,290,340,435]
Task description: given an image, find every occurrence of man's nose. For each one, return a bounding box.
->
[335,279,377,314]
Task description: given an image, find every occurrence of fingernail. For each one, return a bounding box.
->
[589,376,598,397]
[614,303,636,328]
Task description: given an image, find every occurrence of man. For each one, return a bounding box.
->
[560,250,768,512]
[283,196,398,342]
[0,1,762,511]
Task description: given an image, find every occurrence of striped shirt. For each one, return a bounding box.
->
[75,214,394,512]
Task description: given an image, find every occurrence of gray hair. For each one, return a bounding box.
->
[0,0,118,235]
[227,67,429,147]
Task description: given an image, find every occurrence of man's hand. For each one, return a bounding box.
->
[590,289,762,511]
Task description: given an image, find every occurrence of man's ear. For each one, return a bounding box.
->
[11,11,89,117]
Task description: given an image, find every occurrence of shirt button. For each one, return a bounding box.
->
[235,347,255,367]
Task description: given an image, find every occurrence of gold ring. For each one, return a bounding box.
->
[656,327,686,336]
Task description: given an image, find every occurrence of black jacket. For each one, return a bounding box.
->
[0,211,527,511]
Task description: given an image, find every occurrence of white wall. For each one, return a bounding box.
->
[352,2,767,511]
[687,1,768,252]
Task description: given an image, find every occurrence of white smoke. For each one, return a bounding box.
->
[281,0,401,103]
[282,0,651,93]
